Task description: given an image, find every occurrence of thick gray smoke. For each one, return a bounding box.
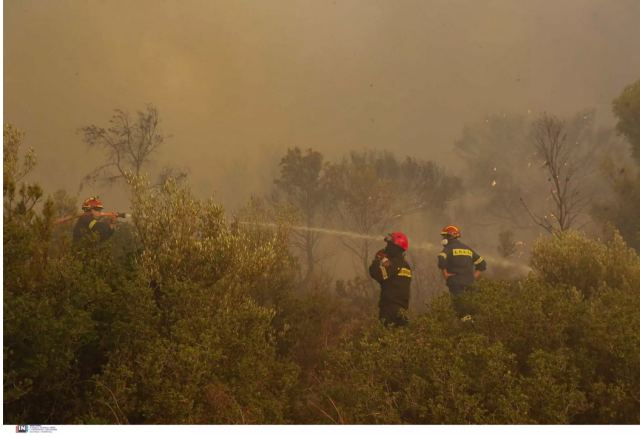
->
[5,0,640,212]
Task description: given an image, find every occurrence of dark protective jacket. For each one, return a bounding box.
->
[73,213,114,243]
[369,248,412,311]
[437,238,486,288]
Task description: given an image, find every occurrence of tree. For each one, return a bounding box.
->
[4,125,96,424]
[79,105,166,187]
[323,151,398,276]
[3,123,41,221]
[50,189,77,218]
[592,79,640,251]
[613,79,640,165]
[454,111,614,245]
[325,151,459,277]
[592,160,640,251]
[377,155,461,221]
[272,148,328,284]
[454,114,537,229]
[521,113,591,234]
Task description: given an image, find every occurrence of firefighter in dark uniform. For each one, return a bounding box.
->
[73,196,115,243]
[437,225,487,319]
[369,232,412,326]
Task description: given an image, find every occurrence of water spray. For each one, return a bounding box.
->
[240,221,532,274]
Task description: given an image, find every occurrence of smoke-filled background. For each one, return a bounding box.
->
[6,1,640,425]
[5,0,640,209]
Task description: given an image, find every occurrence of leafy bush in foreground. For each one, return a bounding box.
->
[312,231,640,424]
[4,131,639,424]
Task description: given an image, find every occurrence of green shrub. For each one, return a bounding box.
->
[5,144,640,424]
[531,230,640,298]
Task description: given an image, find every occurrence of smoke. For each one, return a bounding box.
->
[4,0,638,280]
[241,221,383,242]
[5,0,640,212]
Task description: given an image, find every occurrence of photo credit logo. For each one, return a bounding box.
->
[14,425,57,433]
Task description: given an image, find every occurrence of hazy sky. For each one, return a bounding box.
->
[4,0,640,210]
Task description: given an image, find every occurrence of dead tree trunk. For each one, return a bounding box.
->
[521,113,585,234]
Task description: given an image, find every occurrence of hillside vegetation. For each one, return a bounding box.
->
[4,158,640,423]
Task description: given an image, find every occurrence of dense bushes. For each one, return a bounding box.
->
[310,231,640,424]
[4,144,640,424]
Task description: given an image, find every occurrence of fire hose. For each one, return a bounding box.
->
[54,211,130,225]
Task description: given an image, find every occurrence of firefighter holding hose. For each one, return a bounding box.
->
[72,196,121,243]
[369,232,412,326]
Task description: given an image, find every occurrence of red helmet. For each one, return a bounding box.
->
[385,231,409,251]
[440,225,461,239]
[82,196,104,211]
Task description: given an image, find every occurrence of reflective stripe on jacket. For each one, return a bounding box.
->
[437,239,486,287]
[369,253,412,309]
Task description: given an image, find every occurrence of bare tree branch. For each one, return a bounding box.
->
[78,104,166,188]
[522,113,588,233]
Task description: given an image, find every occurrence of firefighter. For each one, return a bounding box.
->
[369,232,412,326]
[437,225,486,319]
[73,196,115,243]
